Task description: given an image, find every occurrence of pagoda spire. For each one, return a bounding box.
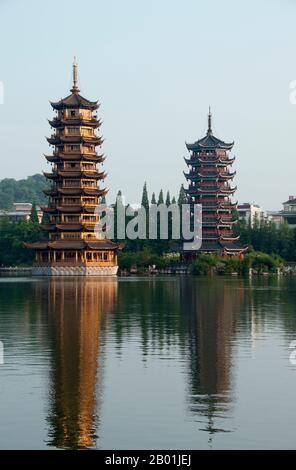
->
[207,107,212,135]
[71,56,80,93]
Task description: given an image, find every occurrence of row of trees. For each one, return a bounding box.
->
[1,180,296,266]
[0,204,42,266]
[234,215,296,261]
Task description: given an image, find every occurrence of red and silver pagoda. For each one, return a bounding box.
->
[183,109,247,256]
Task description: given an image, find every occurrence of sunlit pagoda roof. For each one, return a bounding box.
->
[50,57,98,110]
[50,92,98,110]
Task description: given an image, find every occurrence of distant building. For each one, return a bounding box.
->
[281,195,296,228]
[266,211,283,228]
[0,203,43,223]
[237,203,264,227]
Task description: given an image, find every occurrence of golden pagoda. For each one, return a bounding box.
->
[27,59,119,275]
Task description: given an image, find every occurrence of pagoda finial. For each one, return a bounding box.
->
[71,56,80,93]
[207,106,212,135]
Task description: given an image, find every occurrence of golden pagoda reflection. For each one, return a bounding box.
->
[180,278,244,441]
[45,277,117,449]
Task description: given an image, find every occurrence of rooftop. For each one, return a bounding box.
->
[186,109,234,151]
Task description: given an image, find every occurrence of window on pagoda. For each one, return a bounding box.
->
[82,145,94,153]
[81,162,95,171]
[63,215,80,223]
[66,127,80,136]
[82,197,97,205]
[63,197,80,205]
[62,233,81,239]
[80,127,93,137]
[63,179,80,187]
[82,180,96,188]
[80,109,92,120]
[65,144,80,153]
[66,109,79,118]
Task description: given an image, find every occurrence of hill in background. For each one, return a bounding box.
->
[0,174,48,209]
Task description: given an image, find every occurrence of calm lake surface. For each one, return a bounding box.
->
[0,276,296,449]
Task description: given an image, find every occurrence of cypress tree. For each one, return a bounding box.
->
[30,203,39,224]
[178,184,187,206]
[158,189,164,205]
[165,191,171,206]
[141,182,149,210]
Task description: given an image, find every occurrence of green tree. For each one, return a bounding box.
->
[178,184,187,206]
[30,203,39,224]
[165,191,171,206]
[141,182,149,210]
[157,190,164,205]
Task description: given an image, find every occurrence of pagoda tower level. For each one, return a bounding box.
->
[27,60,119,275]
[184,110,247,257]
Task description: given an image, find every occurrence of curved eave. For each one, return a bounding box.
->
[223,245,248,253]
[47,136,103,146]
[48,240,85,250]
[56,187,107,196]
[43,171,56,179]
[40,205,56,213]
[50,93,99,111]
[220,171,236,179]
[47,153,105,163]
[40,224,56,231]
[83,188,108,197]
[48,118,101,128]
[56,206,82,213]
[220,235,240,241]
[57,188,82,195]
[56,224,82,231]
[43,188,57,196]
[56,171,106,179]
[86,240,120,250]
[219,219,237,225]
[44,154,58,163]
[184,156,235,166]
[219,186,237,195]
[60,136,103,145]
[25,241,49,250]
[185,135,234,151]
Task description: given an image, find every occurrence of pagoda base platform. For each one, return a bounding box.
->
[32,265,118,276]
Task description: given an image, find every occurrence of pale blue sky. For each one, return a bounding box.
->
[0,0,295,210]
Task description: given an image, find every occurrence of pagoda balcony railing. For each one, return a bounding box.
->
[219,231,233,237]
[202,233,219,239]
[59,201,97,207]
[35,260,116,267]
[61,183,97,189]
[58,112,96,121]
[60,130,95,138]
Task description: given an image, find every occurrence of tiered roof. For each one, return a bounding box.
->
[183,109,247,255]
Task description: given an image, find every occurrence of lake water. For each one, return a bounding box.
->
[0,275,296,449]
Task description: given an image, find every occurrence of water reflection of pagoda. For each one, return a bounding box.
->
[180,278,244,440]
[46,278,117,449]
